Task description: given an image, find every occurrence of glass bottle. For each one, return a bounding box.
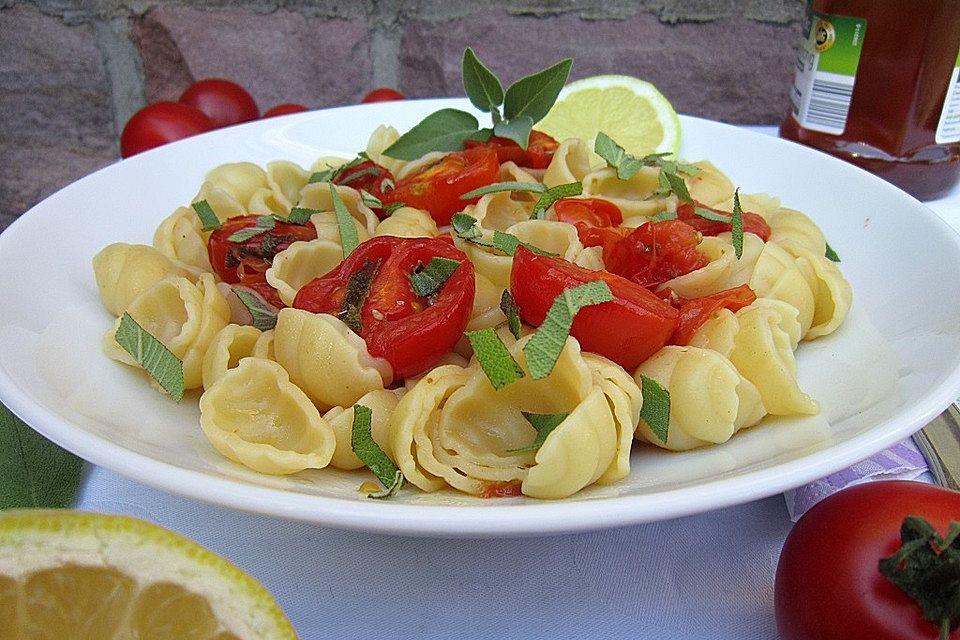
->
[779,1,960,200]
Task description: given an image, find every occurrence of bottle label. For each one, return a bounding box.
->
[788,11,867,136]
[935,45,960,144]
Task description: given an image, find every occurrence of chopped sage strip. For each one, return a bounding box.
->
[337,165,381,185]
[491,230,557,257]
[466,327,525,390]
[451,213,486,241]
[500,289,522,340]
[731,189,745,259]
[531,182,583,219]
[227,215,275,243]
[308,169,335,184]
[523,281,614,380]
[329,183,360,257]
[825,242,841,262]
[459,181,546,200]
[651,210,678,222]
[338,258,380,334]
[231,287,279,331]
[409,257,462,297]
[639,374,670,444]
[663,169,693,204]
[191,200,221,231]
[287,207,320,225]
[594,132,644,181]
[692,206,730,223]
[115,313,184,402]
[351,404,404,498]
[359,189,383,210]
[384,201,407,215]
[507,412,570,453]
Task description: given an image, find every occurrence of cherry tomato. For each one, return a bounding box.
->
[382,146,500,226]
[179,78,259,128]
[464,130,560,169]
[670,284,756,345]
[119,102,215,158]
[293,236,475,380]
[603,219,710,289]
[207,215,317,308]
[677,201,772,241]
[361,87,406,103]
[331,160,396,220]
[775,481,960,640]
[553,197,623,228]
[510,246,678,369]
[262,103,309,118]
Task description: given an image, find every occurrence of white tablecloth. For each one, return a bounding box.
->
[76,126,960,640]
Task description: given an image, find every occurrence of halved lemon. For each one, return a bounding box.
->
[535,74,682,160]
[0,510,297,639]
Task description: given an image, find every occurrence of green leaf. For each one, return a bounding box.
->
[506,412,570,453]
[382,108,481,160]
[663,169,693,204]
[651,210,678,222]
[825,242,841,262]
[227,215,275,243]
[594,132,643,181]
[500,289,522,340]
[114,313,184,402]
[0,403,85,509]
[459,181,546,200]
[466,328,525,390]
[462,47,504,113]
[329,184,360,258]
[639,375,670,444]
[531,181,583,219]
[351,404,404,498]
[731,189,745,259]
[337,258,380,333]
[191,200,221,232]
[409,257,462,297]
[523,281,613,379]
[503,57,573,123]
[231,287,279,331]
[287,207,319,225]
[493,115,535,149]
[692,206,730,223]
[308,169,335,184]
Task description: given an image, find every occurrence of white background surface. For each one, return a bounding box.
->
[72,126,960,639]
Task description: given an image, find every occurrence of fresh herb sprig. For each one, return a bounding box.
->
[384,48,572,160]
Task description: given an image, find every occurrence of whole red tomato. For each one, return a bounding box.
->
[262,103,309,118]
[179,78,260,128]
[775,480,960,640]
[120,102,215,158]
[361,87,406,103]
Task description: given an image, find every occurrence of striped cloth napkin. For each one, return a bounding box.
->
[783,437,931,521]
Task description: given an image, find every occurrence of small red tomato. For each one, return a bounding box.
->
[330,160,396,220]
[382,146,500,226]
[262,103,309,118]
[361,87,406,103]
[670,284,757,345]
[603,219,709,289]
[120,102,215,158]
[775,480,960,640]
[464,130,560,169]
[179,78,259,128]
[510,246,678,369]
[293,236,475,380]
[677,201,772,241]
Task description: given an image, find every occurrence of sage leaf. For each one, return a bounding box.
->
[503,58,573,123]
[462,47,504,113]
[383,109,481,160]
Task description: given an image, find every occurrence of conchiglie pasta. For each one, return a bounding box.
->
[684,160,735,206]
[634,345,766,451]
[103,273,230,391]
[266,160,310,210]
[152,206,214,276]
[193,181,247,222]
[324,388,404,470]
[201,324,262,390]
[273,308,392,411]
[464,191,530,231]
[658,236,737,298]
[581,166,670,219]
[199,357,335,474]
[582,353,643,484]
[793,248,853,339]
[297,182,378,236]
[92,243,192,316]
[265,239,344,306]
[373,207,439,238]
[364,124,407,176]
[204,162,269,210]
[543,138,594,188]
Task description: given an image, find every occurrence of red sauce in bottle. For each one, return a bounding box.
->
[780,1,960,200]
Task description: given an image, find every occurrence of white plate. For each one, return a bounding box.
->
[2,99,960,537]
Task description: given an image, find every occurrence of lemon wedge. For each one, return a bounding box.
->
[0,510,297,639]
[535,74,681,161]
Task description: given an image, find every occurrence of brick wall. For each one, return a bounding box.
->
[0,0,804,230]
